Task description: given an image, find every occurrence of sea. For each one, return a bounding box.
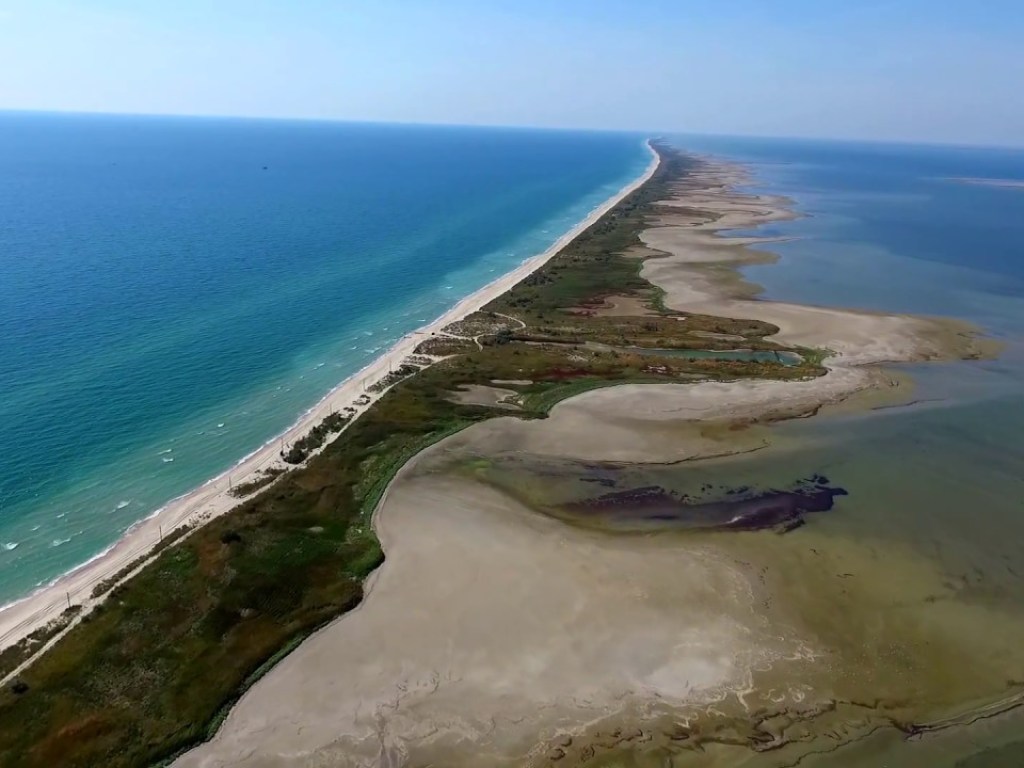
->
[0,113,652,605]
[669,134,1024,766]
[4,117,1024,762]
[668,132,1024,580]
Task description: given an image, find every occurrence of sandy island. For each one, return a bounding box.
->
[167,155,1023,768]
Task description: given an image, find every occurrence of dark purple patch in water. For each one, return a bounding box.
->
[561,477,847,533]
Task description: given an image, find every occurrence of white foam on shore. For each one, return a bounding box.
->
[0,140,660,655]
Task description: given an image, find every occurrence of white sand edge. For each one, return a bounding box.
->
[0,140,660,662]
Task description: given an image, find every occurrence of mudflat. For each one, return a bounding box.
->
[172,156,1021,768]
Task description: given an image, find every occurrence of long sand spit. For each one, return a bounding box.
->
[639,160,993,368]
[0,143,661,660]
[169,158,1020,768]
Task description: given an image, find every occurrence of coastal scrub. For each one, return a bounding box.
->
[0,144,820,768]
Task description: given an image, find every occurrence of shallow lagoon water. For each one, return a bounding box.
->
[646,136,1024,765]
[671,135,1024,586]
[467,137,1024,765]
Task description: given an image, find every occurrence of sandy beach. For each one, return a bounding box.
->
[0,143,661,663]
[168,155,1017,768]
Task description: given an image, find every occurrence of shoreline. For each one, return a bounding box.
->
[170,151,1016,768]
[0,141,660,654]
[638,157,995,394]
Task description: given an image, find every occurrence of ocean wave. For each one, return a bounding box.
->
[3,542,18,551]
[162,457,175,463]
[115,500,131,510]
[51,537,72,547]
[158,448,173,455]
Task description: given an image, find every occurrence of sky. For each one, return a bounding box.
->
[0,0,1022,146]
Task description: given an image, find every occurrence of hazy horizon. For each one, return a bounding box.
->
[5,109,1024,154]
[1,1,1022,148]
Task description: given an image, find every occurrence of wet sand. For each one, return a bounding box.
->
[175,414,1024,768]
[640,161,992,367]
[172,157,1019,768]
[175,443,806,768]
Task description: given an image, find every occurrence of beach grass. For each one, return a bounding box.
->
[0,143,823,768]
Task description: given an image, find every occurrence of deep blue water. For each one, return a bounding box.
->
[0,113,649,602]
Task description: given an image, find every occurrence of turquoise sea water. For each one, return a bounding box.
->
[669,135,1024,765]
[0,114,649,604]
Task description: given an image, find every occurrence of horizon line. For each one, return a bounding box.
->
[1,106,1022,153]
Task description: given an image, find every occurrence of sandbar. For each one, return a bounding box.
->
[170,154,1018,768]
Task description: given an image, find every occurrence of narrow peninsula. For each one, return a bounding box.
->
[0,142,1011,768]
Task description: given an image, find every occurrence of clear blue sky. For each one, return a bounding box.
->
[1,0,1022,146]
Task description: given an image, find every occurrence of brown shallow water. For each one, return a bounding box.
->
[172,359,1024,768]
[464,358,1024,767]
[172,153,1024,767]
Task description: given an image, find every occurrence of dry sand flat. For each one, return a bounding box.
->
[174,445,808,768]
[174,417,1024,768]
[448,383,522,410]
[437,368,881,465]
[172,155,1019,768]
[639,162,991,368]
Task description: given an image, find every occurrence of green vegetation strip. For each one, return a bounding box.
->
[0,607,82,684]
[0,144,824,768]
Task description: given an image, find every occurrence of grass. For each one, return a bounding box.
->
[0,607,81,684]
[281,411,350,465]
[89,525,194,600]
[227,467,287,499]
[0,143,824,768]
